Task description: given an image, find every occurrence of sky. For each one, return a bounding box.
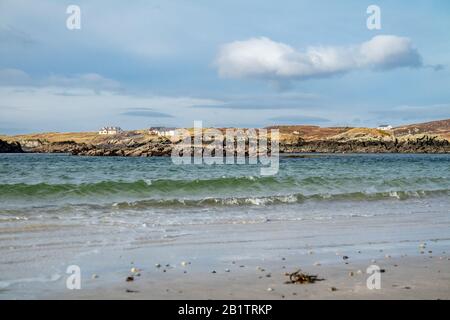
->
[0,0,449,134]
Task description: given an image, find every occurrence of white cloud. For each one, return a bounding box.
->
[215,35,423,80]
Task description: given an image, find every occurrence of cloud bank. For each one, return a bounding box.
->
[215,35,423,81]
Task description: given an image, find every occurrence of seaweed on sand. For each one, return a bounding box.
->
[284,269,324,284]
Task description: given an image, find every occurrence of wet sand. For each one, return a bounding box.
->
[60,255,450,300]
[1,203,449,299]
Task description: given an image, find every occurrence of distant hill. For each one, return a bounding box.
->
[267,119,450,142]
[265,125,350,141]
[394,119,450,140]
[0,118,449,155]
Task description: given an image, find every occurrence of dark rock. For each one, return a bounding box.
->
[0,140,23,153]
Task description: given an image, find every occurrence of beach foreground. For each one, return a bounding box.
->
[2,205,449,300]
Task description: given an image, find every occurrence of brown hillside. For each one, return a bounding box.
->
[394,119,450,140]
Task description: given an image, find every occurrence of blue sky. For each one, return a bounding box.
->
[0,0,449,133]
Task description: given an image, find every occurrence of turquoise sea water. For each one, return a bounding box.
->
[0,153,449,225]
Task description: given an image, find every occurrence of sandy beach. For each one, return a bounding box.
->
[2,201,449,300]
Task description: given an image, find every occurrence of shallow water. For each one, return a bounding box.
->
[0,153,449,229]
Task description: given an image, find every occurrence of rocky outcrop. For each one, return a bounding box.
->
[28,140,82,153]
[71,138,173,157]
[0,139,23,153]
[6,131,450,156]
[280,135,450,153]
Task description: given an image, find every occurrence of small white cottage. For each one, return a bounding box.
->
[98,126,123,135]
[377,125,393,131]
[148,127,176,137]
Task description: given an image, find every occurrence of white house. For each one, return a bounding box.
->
[377,125,393,131]
[149,127,176,137]
[98,126,123,135]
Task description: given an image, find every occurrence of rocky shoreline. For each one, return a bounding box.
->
[2,119,449,156]
[9,135,450,156]
[280,136,450,154]
[0,139,23,153]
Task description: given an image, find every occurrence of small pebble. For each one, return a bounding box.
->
[385,254,391,259]
[126,289,139,293]
[92,274,99,279]
[308,250,314,255]
[349,271,354,277]
[356,269,363,275]
[131,267,139,273]
[313,262,321,266]
[126,276,134,282]
[267,287,273,292]
[225,268,230,272]
[342,256,349,260]
[155,263,161,268]
[265,273,271,278]
[330,287,337,292]
[181,261,188,266]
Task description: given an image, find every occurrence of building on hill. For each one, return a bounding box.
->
[148,127,176,137]
[98,126,123,135]
[377,125,393,131]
